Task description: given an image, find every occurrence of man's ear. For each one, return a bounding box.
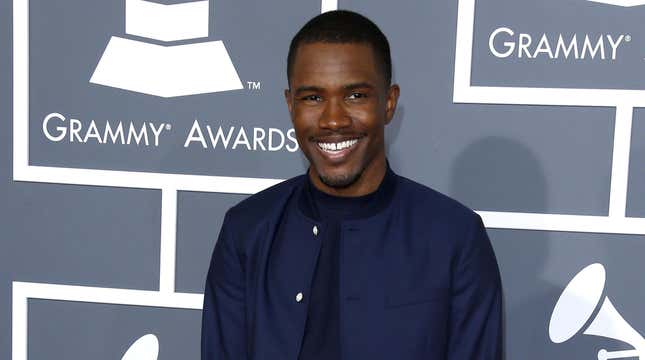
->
[384,84,400,125]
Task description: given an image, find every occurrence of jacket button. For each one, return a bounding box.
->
[312,225,319,236]
[296,292,304,302]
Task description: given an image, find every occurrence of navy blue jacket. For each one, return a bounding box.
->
[201,170,502,359]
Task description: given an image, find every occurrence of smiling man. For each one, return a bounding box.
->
[285,38,396,197]
[201,10,502,360]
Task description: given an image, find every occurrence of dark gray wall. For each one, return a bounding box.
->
[2,0,644,359]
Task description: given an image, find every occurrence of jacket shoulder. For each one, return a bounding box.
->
[395,175,487,258]
[396,175,479,223]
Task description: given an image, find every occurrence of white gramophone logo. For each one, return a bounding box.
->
[549,263,645,360]
[587,0,645,6]
[121,334,159,360]
[90,0,243,97]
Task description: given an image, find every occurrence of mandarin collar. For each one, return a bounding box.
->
[297,163,397,221]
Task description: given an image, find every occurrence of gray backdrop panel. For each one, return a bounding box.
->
[491,229,645,359]
[28,300,201,360]
[472,0,645,89]
[176,191,247,293]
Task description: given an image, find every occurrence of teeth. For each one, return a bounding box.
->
[317,139,359,152]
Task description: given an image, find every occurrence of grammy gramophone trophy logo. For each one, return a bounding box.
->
[549,263,645,360]
[587,0,645,6]
[90,0,243,97]
[120,334,158,360]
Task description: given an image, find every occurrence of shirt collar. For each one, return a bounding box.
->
[298,162,397,221]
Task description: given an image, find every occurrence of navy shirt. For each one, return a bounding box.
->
[297,168,396,360]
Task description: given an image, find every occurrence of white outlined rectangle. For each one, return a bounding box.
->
[13,0,281,196]
[453,0,645,107]
[11,281,203,360]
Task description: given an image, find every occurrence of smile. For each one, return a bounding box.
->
[316,138,359,154]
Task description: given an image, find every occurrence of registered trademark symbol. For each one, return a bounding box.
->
[625,35,631,42]
[165,124,172,131]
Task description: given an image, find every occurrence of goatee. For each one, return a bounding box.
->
[318,170,363,189]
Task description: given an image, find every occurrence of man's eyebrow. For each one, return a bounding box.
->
[344,82,375,90]
[293,82,375,95]
[294,85,322,95]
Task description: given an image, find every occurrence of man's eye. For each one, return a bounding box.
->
[347,92,366,100]
[301,95,322,102]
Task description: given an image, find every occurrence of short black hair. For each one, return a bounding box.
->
[287,10,392,87]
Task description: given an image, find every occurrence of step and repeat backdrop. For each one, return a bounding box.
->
[2,0,645,359]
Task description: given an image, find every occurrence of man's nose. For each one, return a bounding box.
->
[319,98,352,130]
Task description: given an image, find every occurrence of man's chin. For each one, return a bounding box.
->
[318,170,362,189]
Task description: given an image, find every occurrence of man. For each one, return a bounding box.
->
[202,10,502,360]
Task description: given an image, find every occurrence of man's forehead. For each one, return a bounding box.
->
[293,42,376,64]
[290,42,382,85]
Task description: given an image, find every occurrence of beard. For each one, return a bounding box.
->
[318,168,363,188]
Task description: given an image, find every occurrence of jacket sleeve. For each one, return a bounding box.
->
[201,210,247,360]
[447,214,503,360]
